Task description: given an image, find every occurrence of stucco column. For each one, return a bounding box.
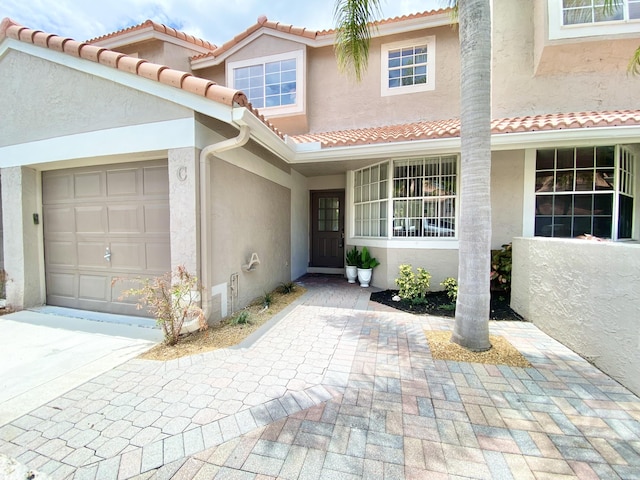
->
[1,166,45,309]
[168,148,200,276]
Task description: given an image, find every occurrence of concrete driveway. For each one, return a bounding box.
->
[0,308,162,427]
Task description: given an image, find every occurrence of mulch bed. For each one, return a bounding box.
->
[370,289,524,321]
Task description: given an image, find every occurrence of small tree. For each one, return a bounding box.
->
[121,265,207,345]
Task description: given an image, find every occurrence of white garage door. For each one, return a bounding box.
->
[42,160,170,316]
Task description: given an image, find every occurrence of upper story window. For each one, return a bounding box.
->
[549,0,640,39]
[227,50,304,116]
[380,37,435,97]
[562,0,640,25]
[534,146,635,239]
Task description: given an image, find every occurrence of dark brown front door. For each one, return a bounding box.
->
[311,190,345,268]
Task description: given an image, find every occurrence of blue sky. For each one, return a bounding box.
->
[2,0,445,46]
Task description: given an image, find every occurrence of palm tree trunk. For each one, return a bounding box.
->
[451,0,492,352]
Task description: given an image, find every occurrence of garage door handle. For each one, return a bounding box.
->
[104,247,111,262]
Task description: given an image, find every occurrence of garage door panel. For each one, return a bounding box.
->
[144,205,170,233]
[76,206,107,233]
[77,242,110,269]
[108,205,142,233]
[43,160,169,316]
[146,243,171,271]
[107,169,139,197]
[44,206,75,234]
[75,171,104,198]
[143,166,169,196]
[78,274,109,302]
[46,241,76,267]
[46,272,76,298]
[110,242,146,270]
[42,175,73,203]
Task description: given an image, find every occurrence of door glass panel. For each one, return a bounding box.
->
[318,197,340,232]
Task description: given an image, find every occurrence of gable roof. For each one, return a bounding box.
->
[0,17,245,108]
[191,8,452,66]
[88,19,216,52]
[290,110,640,148]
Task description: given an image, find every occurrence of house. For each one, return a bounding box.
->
[1,0,639,324]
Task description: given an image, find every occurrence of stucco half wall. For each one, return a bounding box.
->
[511,237,640,397]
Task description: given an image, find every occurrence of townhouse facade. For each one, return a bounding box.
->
[0,0,638,322]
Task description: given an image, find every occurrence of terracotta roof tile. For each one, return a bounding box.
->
[291,111,640,148]
[317,8,453,35]
[0,17,249,111]
[88,19,216,51]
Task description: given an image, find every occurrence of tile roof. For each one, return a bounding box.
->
[290,110,640,148]
[88,19,217,51]
[191,9,451,62]
[0,17,246,108]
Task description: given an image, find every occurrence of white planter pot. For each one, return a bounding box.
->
[357,268,373,287]
[346,265,358,283]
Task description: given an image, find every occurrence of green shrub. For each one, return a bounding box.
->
[231,310,251,325]
[360,247,380,269]
[490,243,512,291]
[279,282,296,294]
[440,277,458,302]
[395,264,431,303]
[262,291,273,307]
[345,246,360,267]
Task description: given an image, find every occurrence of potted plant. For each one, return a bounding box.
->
[357,246,380,287]
[345,245,360,283]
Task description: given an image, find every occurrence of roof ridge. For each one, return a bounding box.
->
[87,19,217,51]
[318,8,453,35]
[0,17,251,110]
[290,110,640,147]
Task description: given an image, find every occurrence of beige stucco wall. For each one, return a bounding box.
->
[511,237,640,397]
[0,50,191,147]
[493,0,640,116]
[1,167,45,309]
[225,35,305,64]
[491,150,525,249]
[307,26,460,132]
[210,159,291,321]
[290,169,309,280]
[112,40,200,73]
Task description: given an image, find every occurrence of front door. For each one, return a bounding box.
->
[310,190,345,268]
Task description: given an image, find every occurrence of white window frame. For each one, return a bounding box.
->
[226,50,304,116]
[380,36,436,97]
[548,0,640,40]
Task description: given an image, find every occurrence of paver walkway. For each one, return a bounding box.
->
[1,275,639,479]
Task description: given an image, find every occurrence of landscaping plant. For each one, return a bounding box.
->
[441,277,458,302]
[490,243,512,292]
[395,264,431,304]
[121,265,207,346]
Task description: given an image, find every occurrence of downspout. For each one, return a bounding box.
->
[199,123,251,320]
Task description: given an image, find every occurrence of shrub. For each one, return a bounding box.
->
[440,277,458,302]
[120,265,207,346]
[395,264,431,303]
[360,247,380,269]
[345,246,360,267]
[231,310,251,325]
[262,291,273,308]
[279,281,296,294]
[490,243,512,291]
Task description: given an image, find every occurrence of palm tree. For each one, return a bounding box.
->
[335,0,492,351]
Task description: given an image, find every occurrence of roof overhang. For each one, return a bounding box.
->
[90,26,214,54]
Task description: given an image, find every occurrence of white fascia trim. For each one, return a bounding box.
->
[234,107,298,160]
[290,138,461,163]
[0,118,194,167]
[3,40,235,124]
[91,28,214,54]
[490,125,640,150]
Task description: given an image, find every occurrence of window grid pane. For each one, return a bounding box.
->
[562,0,627,25]
[354,163,389,238]
[534,146,635,239]
[387,44,428,89]
[392,156,457,238]
[234,59,296,108]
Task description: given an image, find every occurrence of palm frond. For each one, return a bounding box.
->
[629,46,640,76]
[333,0,383,82]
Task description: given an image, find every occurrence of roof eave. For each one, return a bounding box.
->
[91,28,214,54]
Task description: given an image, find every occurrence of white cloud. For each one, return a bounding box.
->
[2,0,442,45]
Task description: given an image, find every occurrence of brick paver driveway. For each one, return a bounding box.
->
[1,275,639,479]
